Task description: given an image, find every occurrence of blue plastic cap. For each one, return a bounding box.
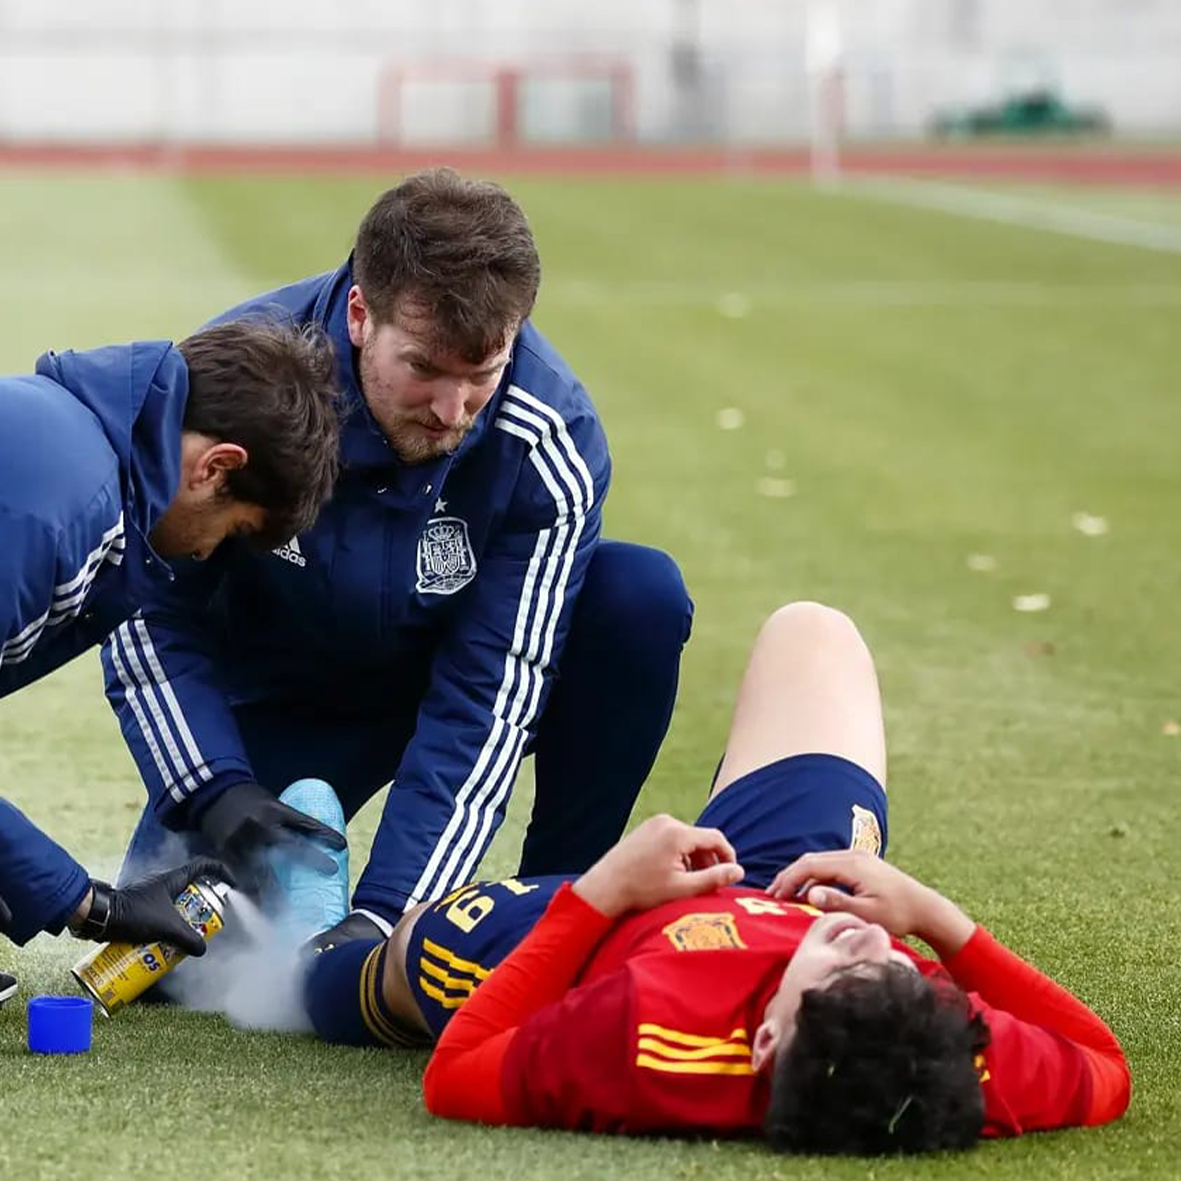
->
[28,995,93,1054]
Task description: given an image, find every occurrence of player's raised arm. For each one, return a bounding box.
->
[767,849,975,958]
[940,930,1131,1134]
[770,848,1130,1135]
[422,819,742,1123]
[574,814,744,918]
[422,881,620,1125]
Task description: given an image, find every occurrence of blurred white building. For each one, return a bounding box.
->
[0,0,1177,146]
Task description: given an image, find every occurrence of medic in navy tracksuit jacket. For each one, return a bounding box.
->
[104,262,692,924]
[1,344,185,942]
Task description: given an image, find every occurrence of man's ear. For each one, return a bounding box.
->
[190,440,248,493]
[346,284,370,349]
[751,1018,782,1074]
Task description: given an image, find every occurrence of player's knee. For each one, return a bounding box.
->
[579,541,693,645]
[761,602,869,664]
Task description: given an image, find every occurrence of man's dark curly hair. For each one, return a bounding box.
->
[764,963,990,1155]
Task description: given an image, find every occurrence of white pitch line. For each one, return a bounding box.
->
[838,176,1181,255]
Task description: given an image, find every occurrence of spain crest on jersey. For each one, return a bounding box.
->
[662,912,747,952]
[850,804,882,856]
[416,517,477,595]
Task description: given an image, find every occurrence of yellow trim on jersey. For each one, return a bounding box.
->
[636,1037,751,1062]
[419,958,481,994]
[636,1023,753,1074]
[359,946,403,1047]
[418,976,468,1009]
[416,937,491,1012]
[636,1054,756,1076]
[637,1023,748,1048]
[421,937,492,980]
[431,882,478,912]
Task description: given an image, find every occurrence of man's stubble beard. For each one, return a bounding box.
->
[148,496,221,559]
[386,418,473,465]
[359,344,473,465]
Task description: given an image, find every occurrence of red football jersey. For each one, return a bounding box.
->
[423,885,1129,1139]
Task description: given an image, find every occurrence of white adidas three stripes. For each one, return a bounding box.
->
[107,384,597,909]
[0,513,125,669]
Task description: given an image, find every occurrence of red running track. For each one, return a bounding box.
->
[1,142,1179,186]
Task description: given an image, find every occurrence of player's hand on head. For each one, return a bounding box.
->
[574,814,744,918]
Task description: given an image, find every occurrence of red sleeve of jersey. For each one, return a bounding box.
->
[422,882,615,1125]
[942,926,1130,1133]
[499,970,636,1130]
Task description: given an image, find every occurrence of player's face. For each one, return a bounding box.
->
[347,286,513,465]
[750,912,917,1071]
[150,496,268,562]
[149,436,269,561]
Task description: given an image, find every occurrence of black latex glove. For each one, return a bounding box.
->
[105,857,235,956]
[198,781,346,894]
[304,910,389,956]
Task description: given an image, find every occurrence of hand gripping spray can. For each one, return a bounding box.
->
[72,877,232,1015]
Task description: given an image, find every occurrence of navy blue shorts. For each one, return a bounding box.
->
[696,752,887,889]
[406,752,887,1037]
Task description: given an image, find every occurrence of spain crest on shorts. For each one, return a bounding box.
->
[416,517,477,595]
[849,804,882,856]
[662,912,747,952]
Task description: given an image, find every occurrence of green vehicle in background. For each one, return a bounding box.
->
[931,52,1110,138]
[932,87,1110,137]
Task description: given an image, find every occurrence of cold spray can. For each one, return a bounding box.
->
[71,877,231,1015]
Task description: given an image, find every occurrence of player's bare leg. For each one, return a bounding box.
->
[712,601,886,797]
[382,601,887,1026]
[379,902,433,1034]
[308,600,888,1047]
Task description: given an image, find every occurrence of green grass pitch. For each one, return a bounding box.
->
[1,169,1179,1181]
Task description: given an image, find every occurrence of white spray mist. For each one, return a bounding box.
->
[165,888,313,1033]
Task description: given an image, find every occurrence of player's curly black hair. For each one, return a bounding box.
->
[764,962,990,1156]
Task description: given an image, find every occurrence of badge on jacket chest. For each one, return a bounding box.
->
[416,516,478,595]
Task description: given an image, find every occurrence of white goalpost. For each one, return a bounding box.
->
[805,0,847,185]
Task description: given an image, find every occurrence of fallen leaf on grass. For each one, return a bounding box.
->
[1071,512,1109,537]
[1013,593,1051,613]
[756,477,796,499]
[1023,640,1055,658]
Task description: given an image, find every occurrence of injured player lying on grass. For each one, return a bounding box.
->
[303,601,1130,1155]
